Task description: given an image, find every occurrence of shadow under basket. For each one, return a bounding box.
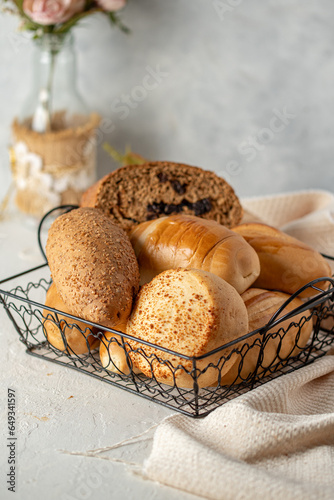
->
[1,207,334,418]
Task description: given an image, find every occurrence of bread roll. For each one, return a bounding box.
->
[81,161,243,233]
[129,214,260,293]
[43,282,99,354]
[99,323,141,376]
[220,288,313,385]
[126,268,249,388]
[233,222,331,297]
[46,207,140,329]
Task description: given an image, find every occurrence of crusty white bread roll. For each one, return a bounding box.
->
[220,288,313,385]
[129,214,260,293]
[99,323,141,376]
[43,282,99,354]
[232,222,332,297]
[126,268,249,388]
[46,207,140,329]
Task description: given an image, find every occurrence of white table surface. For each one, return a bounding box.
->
[0,209,203,500]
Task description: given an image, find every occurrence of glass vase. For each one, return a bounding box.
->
[10,32,100,219]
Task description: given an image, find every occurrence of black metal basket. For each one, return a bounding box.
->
[1,206,334,418]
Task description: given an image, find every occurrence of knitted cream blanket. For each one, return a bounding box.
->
[144,190,334,500]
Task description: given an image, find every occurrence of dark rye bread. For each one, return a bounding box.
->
[80,162,243,234]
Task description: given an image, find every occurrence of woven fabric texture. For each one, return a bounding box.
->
[144,190,334,500]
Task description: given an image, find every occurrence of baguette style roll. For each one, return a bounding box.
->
[43,282,99,354]
[233,222,332,297]
[46,207,140,329]
[220,288,313,385]
[129,214,260,293]
[127,268,249,388]
[80,161,243,233]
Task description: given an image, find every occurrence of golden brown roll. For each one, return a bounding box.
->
[220,288,313,385]
[43,282,99,354]
[46,207,140,329]
[129,214,260,293]
[126,268,249,388]
[99,323,141,376]
[232,222,331,297]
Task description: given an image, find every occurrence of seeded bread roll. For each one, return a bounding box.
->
[130,214,260,293]
[80,161,243,234]
[46,207,140,329]
[233,222,332,297]
[127,268,249,388]
[43,282,99,354]
[221,288,313,385]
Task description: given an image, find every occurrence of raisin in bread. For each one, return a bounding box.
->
[80,161,243,234]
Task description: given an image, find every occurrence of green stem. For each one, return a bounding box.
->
[45,48,57,130]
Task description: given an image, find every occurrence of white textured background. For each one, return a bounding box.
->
[1,0,334,204]
[1,3,334,499]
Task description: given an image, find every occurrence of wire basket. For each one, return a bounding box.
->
[1,206,334,418]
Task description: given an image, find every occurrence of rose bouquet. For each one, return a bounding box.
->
[1,0,129,134]
[1,0,129,218]
[2,0,128,35]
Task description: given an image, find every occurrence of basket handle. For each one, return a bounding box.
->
[264,276,334,330]
[37,205,78,262]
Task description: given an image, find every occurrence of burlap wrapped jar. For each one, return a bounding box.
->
[10,112,100,218]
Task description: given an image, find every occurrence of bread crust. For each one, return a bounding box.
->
[220,288,313,385]
[130,214,260,293]
[99,323,141,376]
[233,222,332,297]
[43,282,99,354]
[80,161,243,233]
[126,268,249,388]
[46,207,140,328]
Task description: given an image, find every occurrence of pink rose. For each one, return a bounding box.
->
[96,0,126,12]
[23,0,86,26]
